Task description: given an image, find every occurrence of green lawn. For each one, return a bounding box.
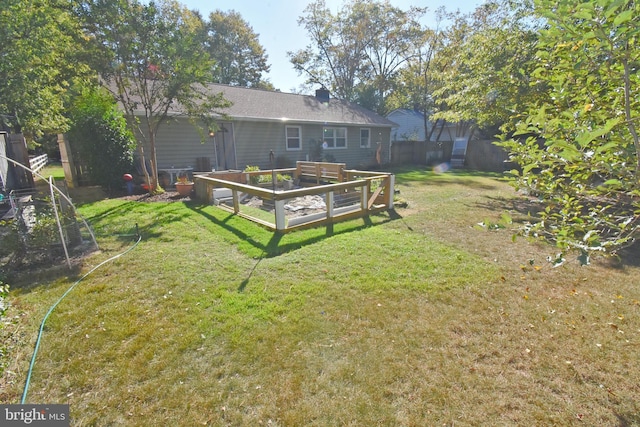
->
[36,162,65,182]
[2,168,639,426]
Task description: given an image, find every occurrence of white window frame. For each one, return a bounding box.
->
[286,126,302,151]
[323,127,347,149]
[360,128,371,148]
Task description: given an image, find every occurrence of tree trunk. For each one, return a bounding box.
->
[136,144,151,194]
[147,122,161,194]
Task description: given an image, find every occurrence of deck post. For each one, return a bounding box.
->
[326,191,334,220]
[232,189,240,213]
[387,175,395,209]
[275,199,286,230]
[361,183,368,212]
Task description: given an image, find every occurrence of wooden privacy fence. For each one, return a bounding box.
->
[391,140,454,166]
[391,139,509,171]
[1,133,35,190]
[194,161,394,232]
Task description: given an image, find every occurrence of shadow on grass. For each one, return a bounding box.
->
[4,236,142,294]
[615,410,640,427]
[3,258,85,293]
[187,203,398,259]
[84,200,194,242]
[602,241,640,269]
[473,197,640,269]
[2,199,186,291]
[472,195,544,224]
[238,258,262,292]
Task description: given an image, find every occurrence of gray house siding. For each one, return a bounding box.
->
[149,118,391,172]
[292,123,389,169]
[150,119,216,170]
[132,84,395,174]
[232,120,286,169]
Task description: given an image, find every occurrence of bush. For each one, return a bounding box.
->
[68,86,136,193]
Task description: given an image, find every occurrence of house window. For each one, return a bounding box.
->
[286,126,302,151]
[323,127,347,149]
[360,128,370,148]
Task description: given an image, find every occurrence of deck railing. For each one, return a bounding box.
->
[194,162,394,232]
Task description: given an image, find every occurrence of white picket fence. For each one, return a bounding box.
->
[29,154,48,174]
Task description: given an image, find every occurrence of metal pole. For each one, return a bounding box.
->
[210,131,218,171]
[221,125,227,170]
[270,150,276,192]
[49,176,71,269]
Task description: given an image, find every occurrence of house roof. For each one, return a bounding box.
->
[387,108,426,125]
[105,79,395,127]
[206,84,395,127]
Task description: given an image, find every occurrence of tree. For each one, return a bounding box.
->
[350,1,426,114]
[289,0,425,114]
[289,0,362,101]
[386,7,447,141]
[499,0,640,259]
[78,0,230,193]
[429,1,540,139]
[0,0,89,137]
[67,86,136,193]
[204,10,271,88]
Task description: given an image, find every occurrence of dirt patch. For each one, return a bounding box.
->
[63,184,193,204]
[116,190,193,203]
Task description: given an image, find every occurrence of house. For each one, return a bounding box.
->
[142,85,396,177]
[388,109,428,142]
[387,108,464,143]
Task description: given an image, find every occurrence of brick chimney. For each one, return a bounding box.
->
[315,87,330,102]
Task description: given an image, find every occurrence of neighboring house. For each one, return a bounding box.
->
[140,85,396,174]
[388,109,428,142]
[387,108,507,169]
[387,108,465,143]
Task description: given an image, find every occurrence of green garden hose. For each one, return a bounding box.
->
[20,233,142,404]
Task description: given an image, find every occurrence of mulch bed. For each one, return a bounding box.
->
[116,190,193,203]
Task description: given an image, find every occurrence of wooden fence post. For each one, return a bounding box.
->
[57,134,78,188]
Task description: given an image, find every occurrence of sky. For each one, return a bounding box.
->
[181,0,484,94]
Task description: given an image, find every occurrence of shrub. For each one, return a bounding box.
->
[68,86,136,193]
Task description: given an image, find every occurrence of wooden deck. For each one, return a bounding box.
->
[194,161,394,232]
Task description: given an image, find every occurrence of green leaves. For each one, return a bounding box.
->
[206,10,271,88]
[613,9,634,25]
[575,118,621,148]
[0,0,89,136]
[290,0,426,114]
[79,0,232,191]
[500,0,640,257]
[68,85,136,192]
[428,1,541,132]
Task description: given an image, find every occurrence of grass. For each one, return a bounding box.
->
[1,168,639,426]
[35,162,65,182]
